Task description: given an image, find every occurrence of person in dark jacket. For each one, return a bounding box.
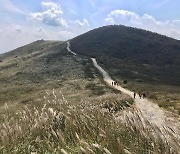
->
[142,93,146,99]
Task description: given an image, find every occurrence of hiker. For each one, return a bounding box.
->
[114,81,117,86]
[139,93,142,99]
[114,81,116,86]
[142,93,146,99]
[134,92,136,99]
[112,82,114,86]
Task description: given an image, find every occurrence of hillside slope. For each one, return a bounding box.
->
[1,40,158,154]
[0,39,179,153]
[0,40,113,106]
[70,25,180,86]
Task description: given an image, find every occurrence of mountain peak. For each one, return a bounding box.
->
[70,25,180,85]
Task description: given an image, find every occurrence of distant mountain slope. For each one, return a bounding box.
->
[70,25,180,86]
[0,40,98,105]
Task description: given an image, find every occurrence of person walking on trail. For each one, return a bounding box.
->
[114,81,117,86]
[142,93,146,99]
[112,82,114,86]
[139,93,142,99]
[134,92,136,99]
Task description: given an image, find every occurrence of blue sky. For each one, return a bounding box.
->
[0,0,180,53]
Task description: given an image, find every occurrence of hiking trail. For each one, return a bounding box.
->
[67,41,77,55]
[67,41,180,153]
[91,58,180,153]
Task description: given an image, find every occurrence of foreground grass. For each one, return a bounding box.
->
[0,90,170,154]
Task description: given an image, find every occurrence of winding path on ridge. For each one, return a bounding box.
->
[67,41,77,56]
[67,41,180,152]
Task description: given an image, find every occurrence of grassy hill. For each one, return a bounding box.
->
[1,40,162,154]
[70,25,180,86]
[0,27,179,153]
[70,25,180,114]
[0,40,120,108]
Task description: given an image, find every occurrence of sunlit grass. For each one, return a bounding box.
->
[0,90,171,153]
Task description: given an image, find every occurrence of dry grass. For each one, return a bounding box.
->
[0,90,170,154]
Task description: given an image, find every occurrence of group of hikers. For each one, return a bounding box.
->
[134,92,146,99]
[112,81,118,86]
[111,80,146,99]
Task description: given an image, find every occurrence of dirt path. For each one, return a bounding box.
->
[91,58,180,153]
[67,41,77,56]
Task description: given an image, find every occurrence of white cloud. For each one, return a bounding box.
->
[105,18,114,25]
[105,10,180,40]
[106,10,141,25]
[74,19,90,27]
[0,1,91,53]
[30,2,67,27]
[41,2,60,10]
